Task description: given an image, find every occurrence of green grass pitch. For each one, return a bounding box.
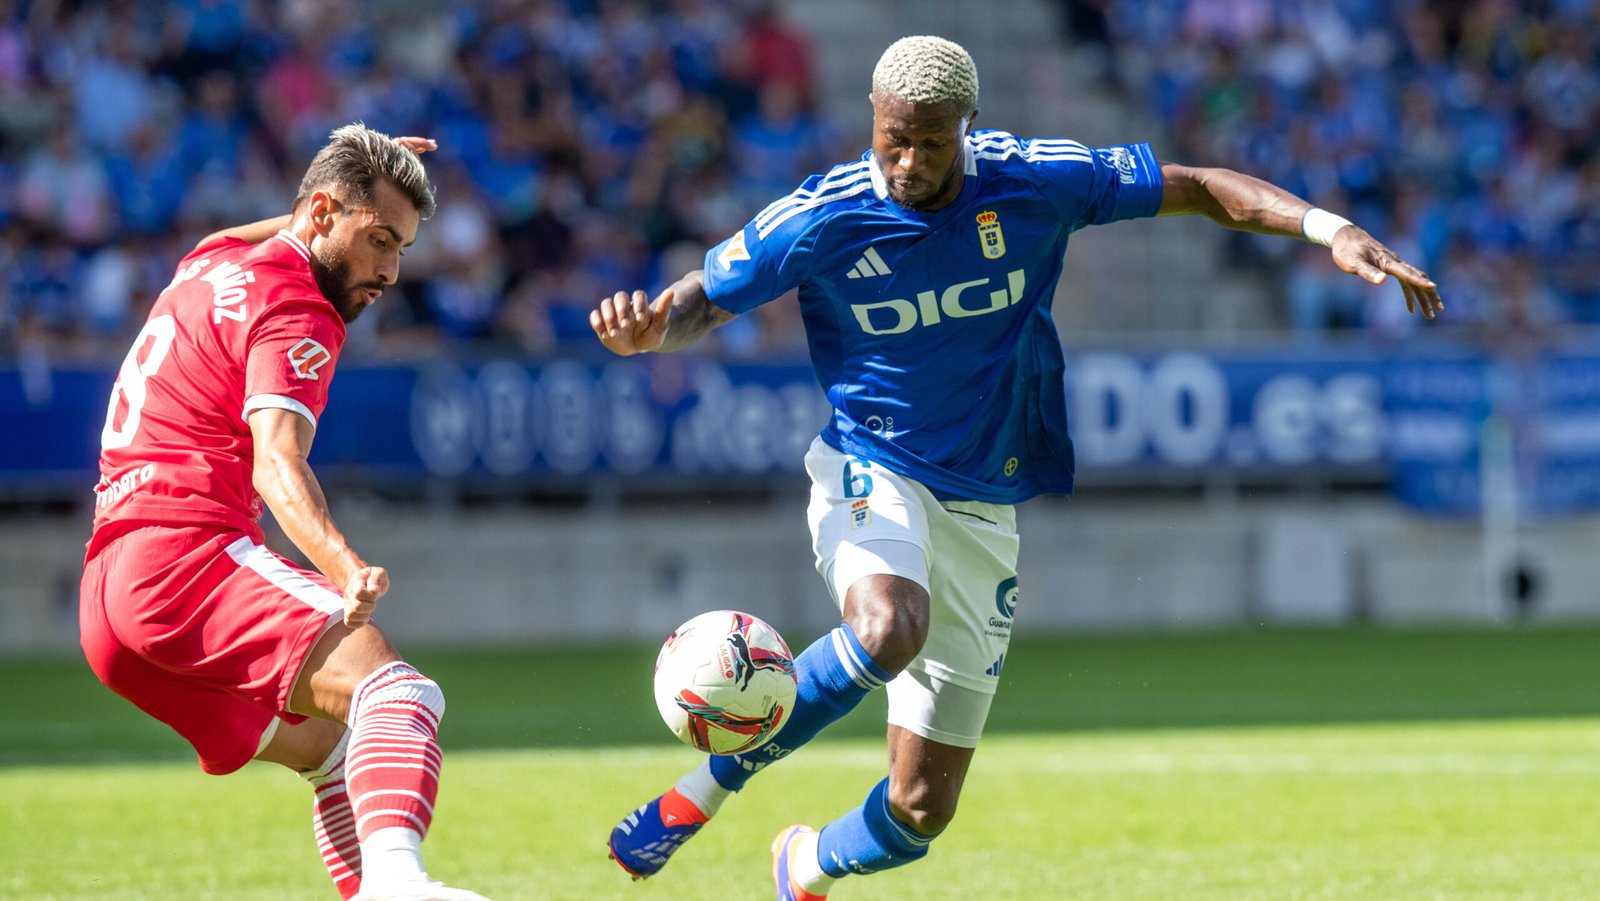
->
[5,627,1600,899]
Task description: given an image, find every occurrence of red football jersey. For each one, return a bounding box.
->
[91,230,347,550]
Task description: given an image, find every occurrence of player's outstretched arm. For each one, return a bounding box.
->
[1156,162,1443,320]
[248,407,387,627]
[590,269,736,355]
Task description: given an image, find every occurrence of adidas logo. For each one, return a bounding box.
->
[985,654,1005,677]
[845,247,892,279]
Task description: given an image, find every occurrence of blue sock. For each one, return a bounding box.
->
[709,623,891,792]
[816,776,937,877]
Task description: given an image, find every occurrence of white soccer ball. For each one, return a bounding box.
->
[653,610,797,755]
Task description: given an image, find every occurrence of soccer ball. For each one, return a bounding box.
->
[653,610,797,755]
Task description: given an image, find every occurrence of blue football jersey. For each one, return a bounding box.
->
[702,129,1164,503]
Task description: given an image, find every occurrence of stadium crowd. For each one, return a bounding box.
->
[1,0,1596,361]
[1091,0,1600,341]
[0,0,831,361]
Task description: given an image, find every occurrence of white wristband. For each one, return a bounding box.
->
[1302,208,1353,247]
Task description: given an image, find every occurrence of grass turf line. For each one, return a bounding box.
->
[6,723,1600,899]
[6,627,1600,898]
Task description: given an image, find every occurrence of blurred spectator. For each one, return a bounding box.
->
[736,1,815,104]
[19,126,115,245]
[730,82,840,202]
[1104,0,1600,339]
[104,124,188,236]
[22,0,1595,358]
[73,26,160,151]
[0,0,829,360]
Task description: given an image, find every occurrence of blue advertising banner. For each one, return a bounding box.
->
[7,347,1600,515]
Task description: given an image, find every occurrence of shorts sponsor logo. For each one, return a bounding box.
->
[987,575,1018,639]
[287,338,331,380]
[995,575,1019,618]
[850,498,871,529]
[1004,456,1018,477]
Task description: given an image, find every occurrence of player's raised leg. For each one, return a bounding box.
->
[608,568,922,879]
[608,442,935,880]
[776,725,974,899]
[284,622,488,901]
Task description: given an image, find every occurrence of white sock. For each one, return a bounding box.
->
[359,826,428,888]
[674,761,733,817]
[791,830,838,894]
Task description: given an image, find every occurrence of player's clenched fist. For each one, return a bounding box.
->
[343,565,389,627]
[590,288,674,356]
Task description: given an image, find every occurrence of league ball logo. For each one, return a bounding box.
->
[287,338,331,380]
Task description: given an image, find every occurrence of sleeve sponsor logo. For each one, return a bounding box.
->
[1105,147,1138,184]
[716,231,751,270]
[287,337,332,380]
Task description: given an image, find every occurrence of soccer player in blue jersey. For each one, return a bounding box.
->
[593,35,1442,900]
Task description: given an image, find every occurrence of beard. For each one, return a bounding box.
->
[309,245,383,324]
[891,165,962,211]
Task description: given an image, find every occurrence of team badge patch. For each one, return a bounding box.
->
[717,231,751,270]
[287,338,331,380]
[850,498,871,529]
[976,211,1006,260]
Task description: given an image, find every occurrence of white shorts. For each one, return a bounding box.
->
[805,438,1020,749]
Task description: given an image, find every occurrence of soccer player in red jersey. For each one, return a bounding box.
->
[79,124,488,901]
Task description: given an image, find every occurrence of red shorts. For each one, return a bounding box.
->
[79,524,344,775]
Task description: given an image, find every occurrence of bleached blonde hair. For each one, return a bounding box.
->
[870,36,979,112]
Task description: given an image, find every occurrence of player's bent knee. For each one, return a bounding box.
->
[352,660,447,726]
[887,784,960,836]
[294,623,405,720]
[844,576,931,674]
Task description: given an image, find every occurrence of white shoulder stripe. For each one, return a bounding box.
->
[755,162,874,229]
[969,141,1092,155]
[243,394,318,429]
[970,135,1092,161]
[973,150,1093,162]
[756,180,875,238]
[971,143,1093,165]
[755,168,873,230]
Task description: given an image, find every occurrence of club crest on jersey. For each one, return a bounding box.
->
[850,498,871,529]
[287,338,331,380]
[717,231,751,270]
[976,210,1006,260]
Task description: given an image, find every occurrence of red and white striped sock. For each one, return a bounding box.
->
[302,730,362,900]
[346,662,446,889]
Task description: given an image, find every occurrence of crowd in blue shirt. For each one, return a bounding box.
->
[4,1,1595,361]
[0,0,838,361]
[1096,0,1600,341]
